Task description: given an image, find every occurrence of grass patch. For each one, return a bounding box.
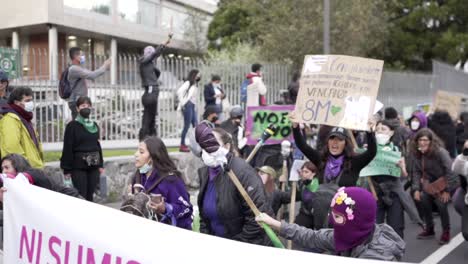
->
[44,147,179,163]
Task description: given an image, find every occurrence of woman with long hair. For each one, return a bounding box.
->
[294,161,320,229]
[411,128,453,244]
[177,69,201,152]
[131,136,193,229]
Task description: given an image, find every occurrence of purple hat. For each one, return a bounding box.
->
[330,187,376,252]
[195,122,220,153]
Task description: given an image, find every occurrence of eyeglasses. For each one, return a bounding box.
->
[418,138,430,142]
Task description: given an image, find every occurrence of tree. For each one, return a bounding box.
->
[385,0,468,71]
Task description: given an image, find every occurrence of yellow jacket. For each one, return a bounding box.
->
[0,113,44,168]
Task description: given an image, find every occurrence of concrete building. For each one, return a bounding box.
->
[0,0,217,82]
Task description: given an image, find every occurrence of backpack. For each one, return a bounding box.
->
[58,66,79,99]
[240,79,250,103]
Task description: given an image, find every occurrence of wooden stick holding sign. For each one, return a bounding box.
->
[246,124,278,163]
[226,170,285,248]
[287,160,304,249]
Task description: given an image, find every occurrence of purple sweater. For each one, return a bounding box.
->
[137,170,193,229]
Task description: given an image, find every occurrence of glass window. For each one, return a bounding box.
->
[118,0,139,23]
[64,0,112,15]
[161,7,188,34]
[140,0,157,27]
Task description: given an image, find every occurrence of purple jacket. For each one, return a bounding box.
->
[133,170,193,230]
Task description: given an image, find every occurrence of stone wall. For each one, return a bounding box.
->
[44,152,204,203]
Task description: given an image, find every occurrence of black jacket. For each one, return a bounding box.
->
[60,121,104,174]
[268,189,293,215]
[203,83,224,107]
[428,111,457,158]
[198,154,272,245]
[293,126,377,186]
[139,45,165,87]
[26,169,81,198]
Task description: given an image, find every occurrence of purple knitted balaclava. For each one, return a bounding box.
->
[330,187,376,253]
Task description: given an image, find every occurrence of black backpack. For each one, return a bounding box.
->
[58,66,79,99]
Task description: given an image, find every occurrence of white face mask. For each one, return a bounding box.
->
[410,120,420,130]
[202,147,229,168]
[24,101,34,112]
[375,133,391,145]
[138,162,152,174]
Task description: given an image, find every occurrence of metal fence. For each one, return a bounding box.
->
[5,47,468,149]
[6,48,291,148]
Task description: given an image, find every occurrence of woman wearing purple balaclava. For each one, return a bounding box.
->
[257,187,405,260]
[138,33,173,140]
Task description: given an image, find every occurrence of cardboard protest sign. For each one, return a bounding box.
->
[246,105,295,145]
[373,100,384,115]
[289,160,306,181]
[431,90,466,120]
[402,106,414,120]
[359,145,402,177]
[292,55,384,131]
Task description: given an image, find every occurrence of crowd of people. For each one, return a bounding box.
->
[0,40,467,261]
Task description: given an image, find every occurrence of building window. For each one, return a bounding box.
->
[118,0,139,23]
[140,0,158,27]
[118,0,158,27]
[64,0,112,15]
[161,7,188,35]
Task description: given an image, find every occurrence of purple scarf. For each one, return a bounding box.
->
[208,166,222,181]
[324,155,344,182]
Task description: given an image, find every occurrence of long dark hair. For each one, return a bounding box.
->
[318,132,355,183]
[1,154,32,173]
[143,136,179,176]
[186,69,200,87]
[410,128,444,158]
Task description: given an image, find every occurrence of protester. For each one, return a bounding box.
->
[371,120,423,238]
[256,187,405,260]
[196,125,272,245]
[452,140,468,240]
[177,69,200,152]
[428,110,457,158]
[60,96,103,202]
[257,166,291,216]
[456,112,468,155]
[295,161,320,229]
[384,107,410,154]
[204,75,225,121]
[0,70,10,110]
[138,33,173,140]
[220,105,247,155]
[130,136,192,229]
[411,128,453,244]
[287,72,300,104]
[1,154,81,201]
[408,111,428,137]
[202,105,220,127]
[188,105,219,157]
[67,47,111,119]
[0,87,44,168]
[246,63,267,107]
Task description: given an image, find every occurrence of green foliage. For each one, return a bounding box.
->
[206,42,263,64]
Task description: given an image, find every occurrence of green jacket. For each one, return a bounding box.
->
[0,113,44,168]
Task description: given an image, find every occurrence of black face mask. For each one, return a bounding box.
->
[303,179,312,186]
[79,108,91,118]
[195,77,201,82]
[211,115,218,123]
[463,148,468,156]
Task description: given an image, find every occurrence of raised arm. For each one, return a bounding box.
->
[292,125,321,166]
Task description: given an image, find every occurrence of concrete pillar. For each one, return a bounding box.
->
[110,38,117,85]
[48,26,58,81]
[11,31,19,50]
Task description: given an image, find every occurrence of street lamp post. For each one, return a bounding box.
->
[323,0,330,54]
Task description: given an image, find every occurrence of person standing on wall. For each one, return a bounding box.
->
[67,47,111,119]
[138,33,173,140]
[246,63,267,107]
[177,69,201,152]
[60,96,104,202]
[204,74,225,122]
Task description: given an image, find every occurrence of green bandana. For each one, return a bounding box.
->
[76,115,98,134]
[305,177,319,193]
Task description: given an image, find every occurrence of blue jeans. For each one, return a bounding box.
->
[181,101,197,145]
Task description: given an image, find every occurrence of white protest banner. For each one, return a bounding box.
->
[289,160,305,181]
[292,55,384,131]
[373,100,384,115]
[4,179,403,264]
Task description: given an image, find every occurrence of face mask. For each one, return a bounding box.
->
[202,147,229,167]
[463,148,468,156]
[24,101,34,112]
[79,108,91,119]
[138,162,152,174]
[211,115,218,123]
[410,120,420,130]
[79,55,86,65]
[195,77,201,82]
[375,133,391,145]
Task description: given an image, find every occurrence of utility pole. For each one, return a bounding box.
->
[323,0,330,54]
